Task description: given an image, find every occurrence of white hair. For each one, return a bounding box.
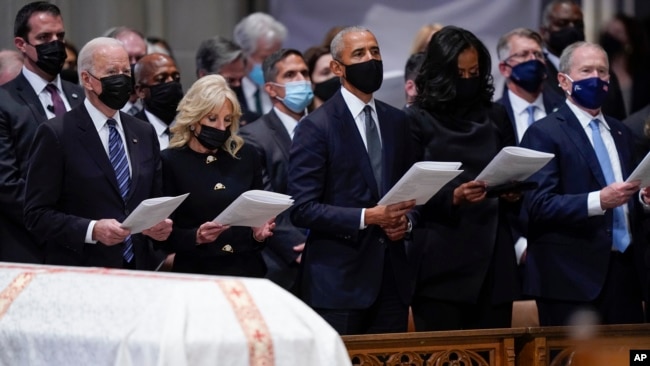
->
[233,12,287,57]
[78,37,126,77]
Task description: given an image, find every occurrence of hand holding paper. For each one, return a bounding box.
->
[378,161,463,205]
[120,193,189,234]
[213,190,294,227]
[475,146,554,187]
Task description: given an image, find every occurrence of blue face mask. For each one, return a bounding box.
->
[564,74,609,110]
[509,59,546,93]
[249,63,265,86]
[274,80,314,113]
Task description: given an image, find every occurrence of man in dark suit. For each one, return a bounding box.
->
[195,36,259,125]
[133,52,183,150]
[24,37,172,270]
[539,0,626,120]
[520,41,646,326]
[239,48,313,290]
[0,1,84,264]
[288,27,416,335]
[496,28,564,145]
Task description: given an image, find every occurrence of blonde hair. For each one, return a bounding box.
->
[410,23,443,54]
[169,74,244,157]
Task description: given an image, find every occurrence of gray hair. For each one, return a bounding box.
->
[496,28,543,61]
[558,41,608,74]
[330,26,372,61]
[103,26,145,40]
[195,36,242,77]
[78,37,125,76]
[233,12,287,57]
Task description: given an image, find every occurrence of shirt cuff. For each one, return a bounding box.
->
[360,208,366,229]
[85,220,98,244]
[514,237,527,265]
[588,191,605,216]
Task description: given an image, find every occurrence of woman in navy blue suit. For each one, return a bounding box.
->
[406,26,520,331]
[161,75,274,276]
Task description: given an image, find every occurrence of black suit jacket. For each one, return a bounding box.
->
[520,103,644,301]
[24,103,165,269]
[496,86,564,144]
[288,90,415,309]
[239,110,306,289]
[0,73,83,263]
[544,55,627,120]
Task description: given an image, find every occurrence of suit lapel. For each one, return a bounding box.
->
[266,110,292,160]
[333,94,380,199]
[500,89,518,144]
[375,102,392,196]
[61,81,82,108]
[121,113,141,203]
[74,105,123,197]
[12,73,47,122]
[557,105,608,187]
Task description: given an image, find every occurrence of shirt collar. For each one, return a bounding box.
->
[273,106,300,137]
[544,47,560,70]
[242,76,258,98]
[22,65,63,94]
[144,109,172,137]
[508,89,545,116]
[85,98,122,132]
[340,86,376,118]
[565,99,608,131]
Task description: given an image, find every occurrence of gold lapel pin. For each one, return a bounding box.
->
[214,183,226,190]
[206,155,217,164]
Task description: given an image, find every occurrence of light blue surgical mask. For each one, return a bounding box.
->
[273,80,314,113]
[249,63,265,86]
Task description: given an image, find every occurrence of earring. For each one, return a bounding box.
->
[190,125,195,131]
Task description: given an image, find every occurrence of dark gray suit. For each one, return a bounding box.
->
[239,109,306,289]
[0,72,83,263]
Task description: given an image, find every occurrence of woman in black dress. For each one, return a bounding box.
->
[406,26,520,330]
[161,75,274,276]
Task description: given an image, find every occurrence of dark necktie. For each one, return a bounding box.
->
[363,105,382,192]
[45,83,66,117]
[588,119,630,252]
[107,119,134,262]
[254,88,263,114]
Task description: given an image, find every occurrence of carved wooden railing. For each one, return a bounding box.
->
[343,328,524,366]
[342,324,650,366]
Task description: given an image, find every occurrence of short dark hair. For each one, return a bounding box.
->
[262,48,304,83]
[14,1,61,39]
[414,26,495,113]
[404,52,425,82]
[195,36,242,78]
[303,46,330,79]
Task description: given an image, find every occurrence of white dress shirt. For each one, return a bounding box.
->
[508,89,547,142]
[22,66,72,119]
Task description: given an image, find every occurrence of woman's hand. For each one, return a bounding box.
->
[453,180,487,205]
[196,221,230,244]
[253,218,276,242]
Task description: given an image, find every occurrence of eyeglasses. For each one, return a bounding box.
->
[506,49,545,62]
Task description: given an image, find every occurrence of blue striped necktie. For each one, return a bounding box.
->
[588,119,630,252]
[107,119,134,263]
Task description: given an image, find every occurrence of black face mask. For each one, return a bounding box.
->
[455,76,480,101]
[89,73,133,110]
[60,68,79,84]
[143,81,183,125]
[548,27,585,55]
[313,76,340,101]
[340,59,383,94]
[194,124,231,151]
[29,40,66,76]
[599,32,625,57]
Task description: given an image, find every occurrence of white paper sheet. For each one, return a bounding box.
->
[120,193,189,234]
[378,161,463,205]
[475,146,554,186]
[627,151,650,187]
[213,190,294,227]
